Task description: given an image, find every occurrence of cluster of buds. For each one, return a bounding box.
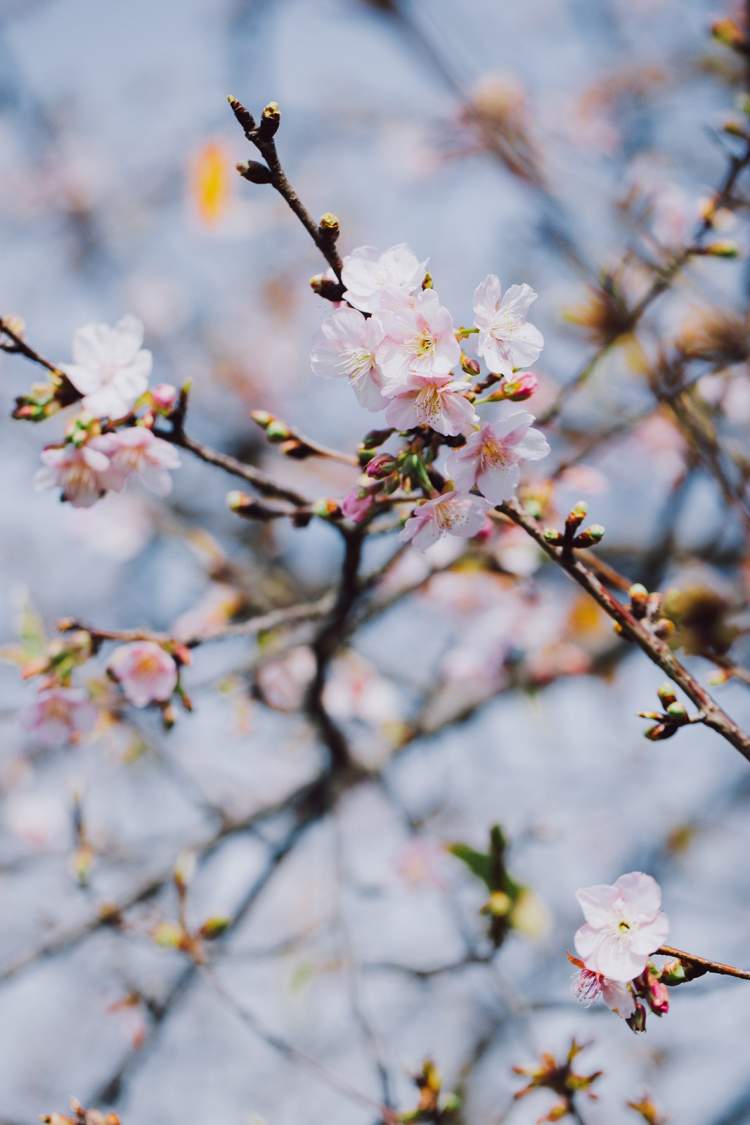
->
[40,1101,120,1125]
[626,583,675,643]
[543,501,605,555]
[625,964,671,1033]
[627,1094,667,1125]
[396,1060,460,1123]
[474,370,539,403]
[151,852,230,964]
[639,682,697,742]
[251,409,317,460]
[513,1039,601,1123]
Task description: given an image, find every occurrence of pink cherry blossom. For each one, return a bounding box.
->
[22,686,97,748]
[342,487,376,523]
[446,412,549,503]
[341,243,427,315]
[574,871,669,982]
[400,490,491,551]
[151,383,179,414]
[377,289,461,386]
[96,427,180,497]
[35,440,114,508]
[572,961,636,1019]
[385,374,478,436]
[310,307,386,411]
[61,315,153,419]
[108,641,178,707]
[473,275,544,376]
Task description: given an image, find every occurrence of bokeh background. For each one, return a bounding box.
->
[2,0,750,1122]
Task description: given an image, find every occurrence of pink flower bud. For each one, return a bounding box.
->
[503,371,539,402]
[151,383,179,414]
[365,453,397,479]
[342,488,376,523]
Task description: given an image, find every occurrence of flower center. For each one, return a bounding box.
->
[346,349,374,383]
[415,384,443,425]
[479,435,513,471]
[618,920,631,933]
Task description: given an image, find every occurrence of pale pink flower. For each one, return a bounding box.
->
[385,374,478,436]
[400,491,491,551]
[62,315,152,418]
[378,289,460,386]
[151,383,179,414]
[97,427,180,497]
[35,440,113,508]
[108,641,178,707]
[256,645,316,711]
[342,487,376,523]
[341,243,427,315]
[473,275,544,376]
[310,308,386,411]
[572,962,635,1019]
[446,413,549,502]
[574,872,669,982]
[22,686,96,748]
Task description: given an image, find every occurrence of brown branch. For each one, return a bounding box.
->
[657,944,750,982]
[497,499,750,761]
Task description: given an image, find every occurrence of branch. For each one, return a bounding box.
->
[658,944,750,982]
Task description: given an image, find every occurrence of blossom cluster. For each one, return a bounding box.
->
[33,316,180,508]
[310,243,550,550]
[571,871,671,1031]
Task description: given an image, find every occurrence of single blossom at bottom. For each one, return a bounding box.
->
[447,412,550,503]
[400,491,491,551]
[108,641,178,708]
[574,871,669,982]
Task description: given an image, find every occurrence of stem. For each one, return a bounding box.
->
[657,944,750,982]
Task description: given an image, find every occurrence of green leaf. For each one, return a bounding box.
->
[448,843,493,889]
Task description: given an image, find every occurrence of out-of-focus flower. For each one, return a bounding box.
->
[310,308,386,410]
[150,383,179,414]
[571,957,636,1018]
[324,652,401,725]
[574,871,669,982]
[172,583,245,643]
[190,140,232,226]
[378,289,460,385]
[385,374,477,436]
[400,491,491,551]
[677,307,749,367]
[342,487,376,523]
[447,413,549,502]
[35,440,113,508]
[341,243,426,315]
[256,645,316,711]
[108,642,178,708]
[22,686,96,748]
[97,427,180,497]
[473,275,543,376]
[61,316,152,419]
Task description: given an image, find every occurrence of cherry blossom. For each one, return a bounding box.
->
[473,275,544,376]
[22,686,96,748]
[151,383,179,414]
[341,243,426,315]
[571,958,636,1019]
[35,439,114,508]
[385,374,478,436]
[108,641,178,708]
[61,315,153,419]
[574,871,669,982]
[446,412,550,502]
[97,427,180,496]
[377,289,461,385]
[400,490,491,551]
[310,307,386,411]
[342,487,376,523]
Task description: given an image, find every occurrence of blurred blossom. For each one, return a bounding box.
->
[256,645,316,712]
[35,440,113,509]
[97,428,180,497]
[324,652,400,725]
[395,838,446,888]
[61,316,152,419]
[4,789,69,849]
[172,583,245,642]
[108,642,178,708]
[22,686,96,748]
[69,494,153,560]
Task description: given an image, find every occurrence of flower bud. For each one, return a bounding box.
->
[318,212,340,242]
[265,419,292,442]
[711,17,745,50]
[309,273,345,301]
[629,583,649,618]
[460,353,481,377]
[573,524,605,547]
[656,682,677,708]
[227,94,256,134]
[503,371,539,401]
[150,383,179,414]
[365,452,397,479]
[627,999,648,1033]
[543,527,563,545]
[236,160,273,184]
[312,498,342,520]
[360,427,395,450]
[258,101,281,140]
[250,409,274,429]
[565,500,587,536]
[704,241,739,258]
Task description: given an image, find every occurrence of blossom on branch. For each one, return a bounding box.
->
[400,490,491,551]
[377,289,461,384]
[97,427,180,497]
[446,412,550,502]
[310,307,386,410]
[570,955,636,1019]
[61,315,152,419]
[341,243,426,314]
[473,275,544,376]
[384,374,478,436]
[22,686,96,748]
[108,641,178,708]
[35,439,114,508]
[574,871,669,982]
